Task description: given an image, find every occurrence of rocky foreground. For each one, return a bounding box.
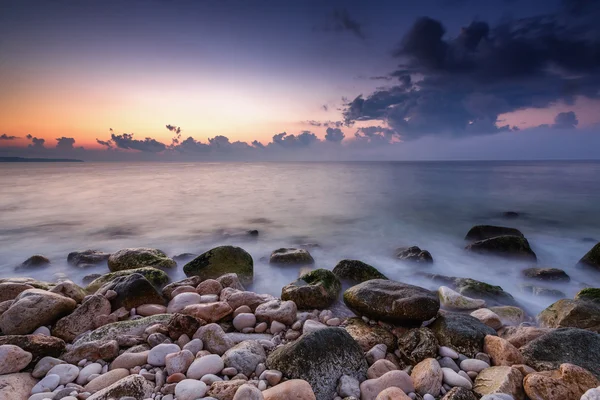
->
[1,225,600,400]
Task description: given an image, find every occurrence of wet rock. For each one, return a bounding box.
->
[520,328,600,378]
[439,286,486,310]
[576,288,600,302]
[429,312,497,357]
[578,242,600,270]
[184,246,254,285]
[465,226,524,242]
[262,379,316,400]
[223,340,266,376]
[17,255,50,269]
[473,366,524,400]
[0,335,65,364]
[61,339,119,364]
[267,328,367,400]
[281,269,341,309]
[488,306,525,327]
[412,358,443,397]
[497,326,550,348]
[0,283,35,303]
[85,267,169,293]
[344,317,397,352]
[453,278,517,307]
[86,374,154,400]
[483,335,524,366]
[396,327,439,366]
[537,298,600,332]
[67,250,111,267]
[396,246,433,263]
[465,236,536,261]
[217,273,246,290]
[359,370,414,400]
[523,363,599,400]
[107,247,176,272]
[0,277,50,290]
[0,289,77,335]
[269,248,315,265]
[255,299,297,325]
[343,279,439,325]
[96,273,165,310]
[522,267,570,281]
[52,294,111,342]
[332,259,388,284]
[0,373,38,400]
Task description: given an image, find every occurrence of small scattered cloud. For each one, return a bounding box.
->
[552,111,579,129]
[110,133,167,153]
[55,137,76,149]
[0,134,18,140]
[325,127,345,143]
[26,134,45,149]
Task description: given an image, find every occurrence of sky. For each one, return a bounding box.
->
[1,0,600,161]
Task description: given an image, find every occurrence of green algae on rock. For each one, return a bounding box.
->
[281,268,341,309]
[107,248,176,272]
[85,267,169,293]
[183,246,253,285]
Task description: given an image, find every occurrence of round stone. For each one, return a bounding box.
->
[187,354,224,379]
[148,343,181,367]
[31,374,60,394]
[233,313,256,331]
[175,379,208,400]
[47,364,79,385]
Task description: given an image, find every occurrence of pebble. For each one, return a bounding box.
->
[285,330,301,340]
[33,357,66,378]
[360,370,415,400]
[31,374,60,394]
[167,292,201,314]
[270,321,286,334]
[110,351,149,370]
[476,352,491,364]
[326,318,341,326]
[423,395,435,400]
[233,313,257,331]
[441,367,472,389]
[148,343,181,367]
[33,326,51,336]
[480,395,515,400]
[258,380,268,390]
[182,339,203,355]
[366,344,387,365]
[367,359,398,379]
[200,374,223,385]
[186,354,224,379]
[263,370,283,386]
[175,379,208,400]
[136,304,167,316]
[460,359,490,373]
[255,322,268,333]
[47,364,79,385]
[196,279,223,296]
[84,368,129,392]
[439,357,460,373]
[302,320,327,335]
[232,383,264,400]
[439,346,459,359]
[76,363,102,385]
[165,349,195,375]
[29,393,58,400]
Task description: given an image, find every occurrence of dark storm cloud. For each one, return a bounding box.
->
[344,5,600,140]
[55,137,76,149]
[552,111,579,129]
[0,134,18,140]
[110,133,167,153]
[325,127,345,142]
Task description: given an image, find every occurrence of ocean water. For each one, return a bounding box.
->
[1,160,599,314]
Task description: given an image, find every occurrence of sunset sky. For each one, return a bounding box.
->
[1,0,599,160]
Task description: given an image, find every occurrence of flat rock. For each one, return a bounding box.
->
[0,335,65,364]
[74,314,170,344]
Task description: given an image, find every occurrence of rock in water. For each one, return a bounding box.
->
[465,225,524,241]
[85,267,169,293]
[520,328,600,378]
[521,267,570,281]
[281,269,341,309]
[429,312,497,358]
[576,288,600,302]
[0,289,77,335]
[269,248,315,265]
[396,246,433,263]
[453,278,517,307]
[438,286,486,310]
[16,255,50,269]
[266,327,367,400]
[332,259,388,284]
[67,250,111,267]
[465,235,536,261]
[183,246,254,285]
[578,242,600,270]
[343,279,439,324]
[108,247,176,272]
[537,298,600,332]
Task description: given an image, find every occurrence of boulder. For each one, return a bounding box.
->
[0,289,77,335]
[332,259,388,284]
[453,278,517,307]
[107,247,176,272]
[578,242,600,270]
[16,255,50,269]
[0,335,65,364]
[96,273,165,310]
[255,299,297,326]
[520,328,600,378]
[524,363,600,400]
[497,326,550,348]
[74,314,170,344]
[0,373,38,400]
[269,248,314,265]
[439,286,486,310]
[183,246,254,285]
[343,279,439,324]
[465,235,537,261]
[576,288,600,302]
[473,366,524,400]
[465,226,524,241]
[522,267,570,281]
[537,298,600,332]
[67,250,111,267]
[343,317,397,352]
[49,280,87,303]
[222,340,266,376]
[52,294,112,342]
[396,327,439,366]
[84,267,169,293]
[267,328,367,400]
[0,283,35,303]
[429,312,497,357]
[396,246,433,263]
[87,374,154,400]
[281,269,341,309]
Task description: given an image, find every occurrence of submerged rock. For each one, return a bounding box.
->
[396,246,433,263]
[183,246,254,285]
[96,273,165,310]
[465,225,524,242]
[269,248,315,265]
[466,235,537,261]
[453,278,517,307]
[522,267,570,281]
[537,298,600,332]
[108,247,176,272]
[16,255,50,270]
[281,268,341,309]
[519,284,566,298]
[578,242,600,270]
[85,267,169,293]
[576,288,600,302]
[439,286,486,310]
[343,279,439,324]
[267,328,367,400]
[332,259,388,284]
[429,312,497,357]
[67,249,111,267]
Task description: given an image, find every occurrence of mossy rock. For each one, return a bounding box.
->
[97,273,166,310]
[107,248,176,272]
[0,277,52,290]
[522,267,570,282]
[73,314,171,344]
[537,298,600,332]
[85,267,169,293]
[465,235,537,261]
[575,288,600,303]
[183,246,253,285]
[465,225,524,241]
[578,242,600,270]
[332,259,388,284]
[281,268,341,309]
[454,278,517,307]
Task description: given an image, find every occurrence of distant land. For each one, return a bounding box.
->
[0,157,84,163]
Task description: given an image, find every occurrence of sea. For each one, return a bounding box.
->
[1,160,599,314]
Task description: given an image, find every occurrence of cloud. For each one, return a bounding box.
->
[318,9,365,40]
[305,120,322,127]
[110,133,167,153]
[96,139,113,148]
[552,111,579,129]
[0,134,18,140]
[271,131,319,148]
[165,125,181,134]
[325,127,345,142]
[26,134,45,149]
[55,137,76,149]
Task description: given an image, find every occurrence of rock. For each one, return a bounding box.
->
[439,356,460,372]
[61,339,119,364]
[76,362,102,385]
[442,367,473,389]
[337,374,360,398]
[107,247,176,272]
[74,314,170,344]
[32,356,65,378]
[488,306,525,326]
[182,302,232,323]
[197,279,224,296]
[167,292,201,313]
[52,294,111,342]
[480,395,516,400]
[524,363,599,400]
[281,269,341,309]
[396,327,439,366]
[0,335,65,364]
[194,323,235,355]
[267,328,367,400]
[166,313,205,340]
[484,335,524,366]
[0,283,35,302]
[519,283,566,298]
[453,278,517,307]
[269,248,315,266]
[465,226,524,242]
[396,246,433,263]
[412,358,443,396]
[520,328,600,378]
[86,374,154,400]
[31,373,60,393]
[343,279,439,324]
[365,344,387,365]
[49,280,86,303]
[537,298,600,332]
[47,363,79,385]
[0,289,76,335]
[441,387,478,400]
[0,373,38,400]
[497,326,550,348]
[161,276,202,298]
[522,267,570,281]
[375,387,412,400]
[96,273,165,310]
[17,255,50,269]
[110,351,149,369]
[367,359,398,379]
[360,370,414,400]
[461,359,490,373]
[233,313,256,331]
[0,277,50,290]
[206,379,246,400]
[85,368,129,392]
[332,260,388,284]
[473,367,524,400]
[0,345,32,374]
[465,235,537,261]
[222,291,273,312]
[262,379,316,400]
[233,383,264,400]
[165,349,194,375]
[582,387,600,400]
[470,309,503,330]
[343,318,396,352]
[579,242,600,270]
[430,313,497,357]
[217,273,246,290]
[137,303,167,316]
[148,343,180,366]
[576,288,600,302]
[183,246,254,285]
[255,299,297,326]
[84,267,169,293]
[175,379,208,400]
[67,249,111,267]
[223,340,266,376]
[439,286,486,310]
